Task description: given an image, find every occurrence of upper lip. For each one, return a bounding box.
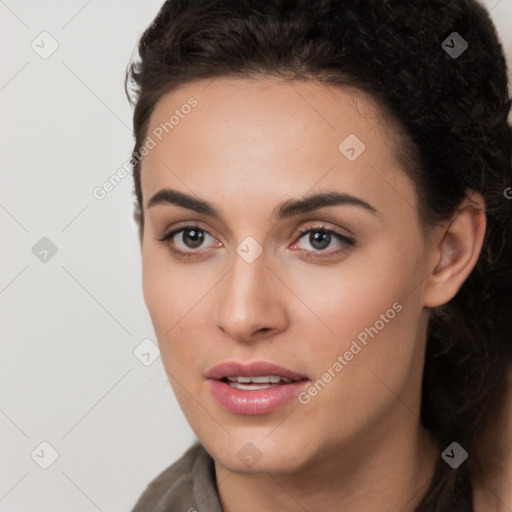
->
[205,361,308,381]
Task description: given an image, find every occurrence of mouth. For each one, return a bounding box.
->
[206,361,309,415]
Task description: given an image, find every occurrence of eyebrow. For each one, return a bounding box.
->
[146,188,378,220]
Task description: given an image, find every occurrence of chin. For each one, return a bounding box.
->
[202,433,313,475]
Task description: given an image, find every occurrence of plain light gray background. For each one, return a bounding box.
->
[0,1,511,510]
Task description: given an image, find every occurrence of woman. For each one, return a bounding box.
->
[125,0,512,510]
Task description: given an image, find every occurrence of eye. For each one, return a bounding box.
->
[290,226,355,258]
[157,224,220,259]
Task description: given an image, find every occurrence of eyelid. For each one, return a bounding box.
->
[157,220,220,242]
[290,221,353,241]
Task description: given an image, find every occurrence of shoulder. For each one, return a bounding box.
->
[131,441,223,512]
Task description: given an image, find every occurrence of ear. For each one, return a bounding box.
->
[423,190,486,308]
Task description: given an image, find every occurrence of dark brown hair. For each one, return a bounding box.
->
[125,0,512,509]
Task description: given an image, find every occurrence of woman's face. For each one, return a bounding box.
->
[140,77,435,474]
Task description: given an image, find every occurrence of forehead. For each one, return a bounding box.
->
[145,76,387,155]
[140,77,414,217]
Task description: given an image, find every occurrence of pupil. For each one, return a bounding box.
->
[183,229,204,248]
[310,231,330,250]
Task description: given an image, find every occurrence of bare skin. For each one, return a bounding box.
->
[138,76,487,511]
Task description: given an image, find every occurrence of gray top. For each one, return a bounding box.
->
[131,442,224,512]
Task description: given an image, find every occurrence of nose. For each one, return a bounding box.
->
[214,250,289,343]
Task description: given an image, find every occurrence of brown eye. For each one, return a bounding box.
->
[307,230,332,250]
[157,224,220,259]
[179,228,206,248]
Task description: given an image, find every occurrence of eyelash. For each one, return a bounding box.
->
[156,223,355,260]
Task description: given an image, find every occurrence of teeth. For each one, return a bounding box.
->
[225,375,294,386]
[229,382,274,390]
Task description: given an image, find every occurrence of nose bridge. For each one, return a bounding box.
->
[215,246,287,340]
[224,249,270,315]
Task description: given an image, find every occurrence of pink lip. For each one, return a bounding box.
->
[205,361,308,381]
[206,360,309,415]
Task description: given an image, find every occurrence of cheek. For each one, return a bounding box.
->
[288,234,420,339]
[142,247,169,330]
[141,250,212,424]
[141,242,217,372]
[141,241,188,340]
[287,235,424,403]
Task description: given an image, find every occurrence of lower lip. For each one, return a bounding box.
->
[208,379,309,415]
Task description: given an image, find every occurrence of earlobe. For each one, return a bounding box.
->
[423,190,486,309]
